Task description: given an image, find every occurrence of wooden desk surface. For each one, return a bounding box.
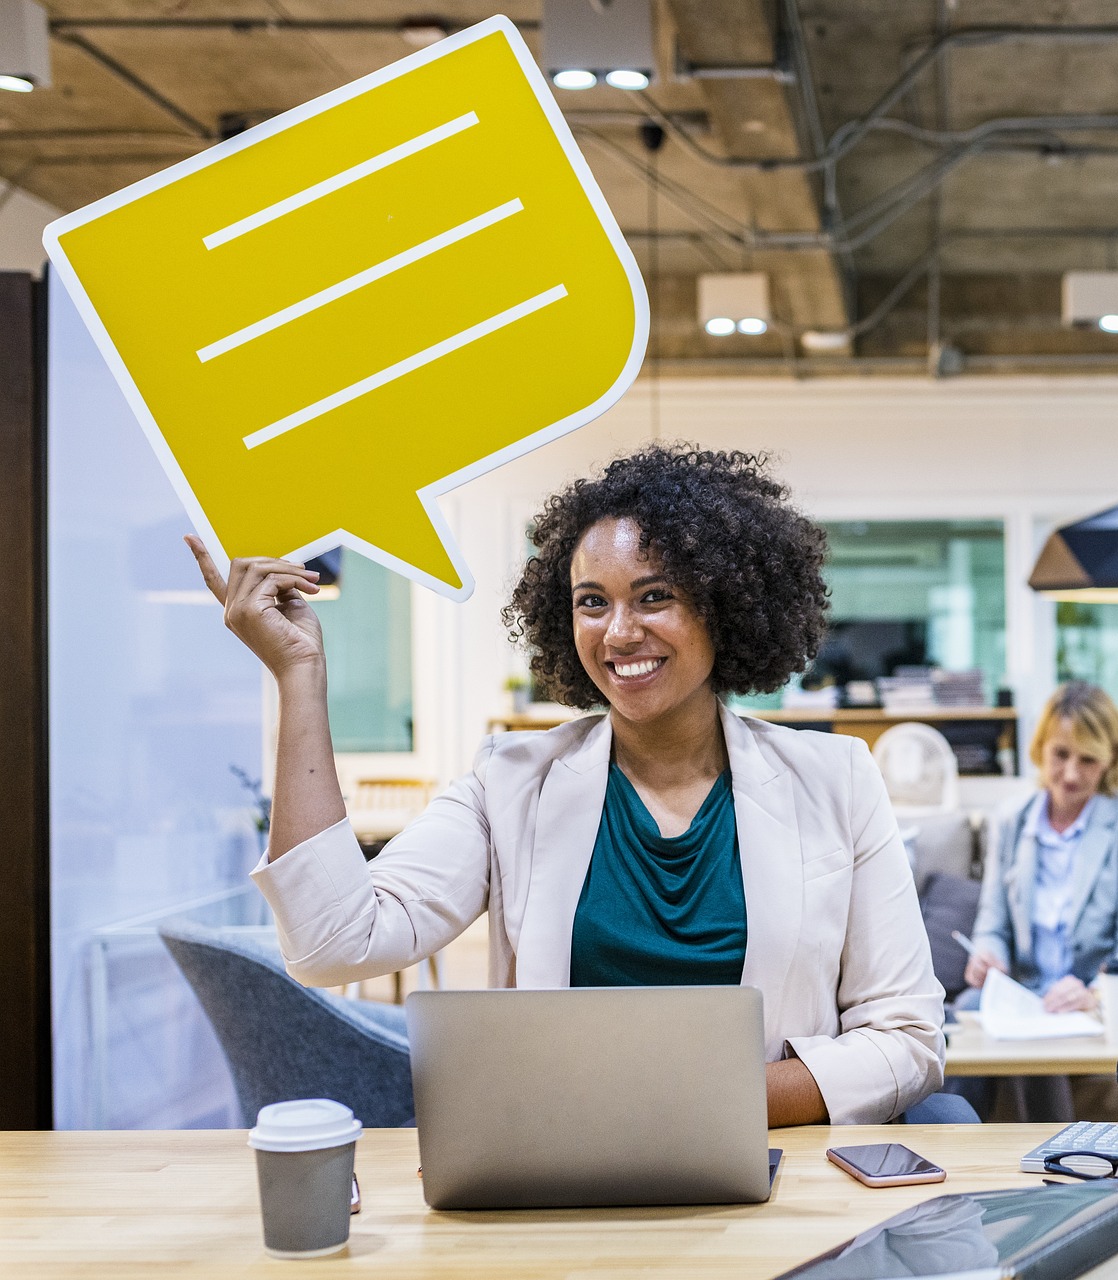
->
[945,1013,1118,1076]
[6,1125,1118,1279]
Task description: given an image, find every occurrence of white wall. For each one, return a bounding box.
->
[0,182,56,275]
[408,376,1118,780]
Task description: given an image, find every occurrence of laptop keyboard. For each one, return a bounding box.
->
[1020,1121,1118,1171]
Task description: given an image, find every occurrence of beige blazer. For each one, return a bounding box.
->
[252,703,945,1123]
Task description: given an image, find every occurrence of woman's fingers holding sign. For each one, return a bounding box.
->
[184,535,325,677]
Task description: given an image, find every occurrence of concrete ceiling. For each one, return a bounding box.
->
[6,0,1118,374]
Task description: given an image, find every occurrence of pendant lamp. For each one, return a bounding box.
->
[1029,503,1118,602]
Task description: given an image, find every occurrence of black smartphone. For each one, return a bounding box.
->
[826,1142,946,1187]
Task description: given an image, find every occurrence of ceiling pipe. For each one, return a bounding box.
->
[53,31,212,138]
[748,116,1118,254]
[48,17,540,34]
[642,25,1118,175]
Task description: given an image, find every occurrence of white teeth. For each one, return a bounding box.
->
[614,659,663,678]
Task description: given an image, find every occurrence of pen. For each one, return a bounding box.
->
[951,930,979,957]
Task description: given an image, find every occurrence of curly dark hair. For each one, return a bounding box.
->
[501,444,830,708]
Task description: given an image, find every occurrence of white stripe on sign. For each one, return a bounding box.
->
[203,112,480,250]
[242,283,568,450]
[198,199,524,363]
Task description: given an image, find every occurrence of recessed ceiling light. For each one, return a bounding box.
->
[698,273,770,337]
[0,74,33,93]
[399,20,449,48]
[800,329,850,352]
[553,69,598,90]
[1099,314,1118,333]
[605,69,650,91]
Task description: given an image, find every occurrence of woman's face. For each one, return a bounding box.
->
[569,516,716,726]
[1040,716,1110,812]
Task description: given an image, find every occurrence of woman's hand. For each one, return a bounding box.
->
[1042,974,1099,1015]
[185,536,324,680]
[963,950,1007,989]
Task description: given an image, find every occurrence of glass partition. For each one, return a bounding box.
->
[48,279,266,1129]
[314,549,413,753]
[733,519,1006,709]
[1055,601,1118,699]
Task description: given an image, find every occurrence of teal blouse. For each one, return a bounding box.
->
[569,764,747,987]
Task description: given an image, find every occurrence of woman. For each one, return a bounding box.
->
[964,682,1118,1011]
[187,444,944,1126]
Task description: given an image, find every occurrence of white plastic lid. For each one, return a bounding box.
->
[247,1099,363,1153]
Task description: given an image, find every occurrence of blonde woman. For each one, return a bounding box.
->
[965,681,1118,1014]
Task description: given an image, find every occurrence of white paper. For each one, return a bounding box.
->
[978,968,1104,1040]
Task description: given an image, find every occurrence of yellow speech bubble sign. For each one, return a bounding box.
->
[43,16,647,599]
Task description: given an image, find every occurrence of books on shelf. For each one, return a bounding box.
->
[875,667,987,712]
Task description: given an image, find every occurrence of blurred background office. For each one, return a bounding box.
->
[7,0,1118,1130]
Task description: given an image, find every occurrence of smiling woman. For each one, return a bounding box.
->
[192,443,947,1129]
[502,445,829,709]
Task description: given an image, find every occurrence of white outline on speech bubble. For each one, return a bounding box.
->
[42,15,650,602]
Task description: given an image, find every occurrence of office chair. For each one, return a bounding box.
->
[873,721,961,814]
[160,919,414,1127]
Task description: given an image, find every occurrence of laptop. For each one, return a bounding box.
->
[405,985,773,1210]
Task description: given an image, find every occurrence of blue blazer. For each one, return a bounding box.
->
[972,791,1118,991]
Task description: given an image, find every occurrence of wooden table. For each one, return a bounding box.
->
[945,1012,1118,1077]
[6,1125,1118,1279]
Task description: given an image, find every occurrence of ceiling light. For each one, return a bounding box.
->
[543,0,654,93]
[1062,272,1118,328]
[1100,314,1118,333]
[552,69,597,91]
[800,329,852,354]
[398,20,449,48]
[0,0,51,91]
[697,272,771,337]
[605,69,649,91]
[1029,503,1118,599]
[704,318,736,337]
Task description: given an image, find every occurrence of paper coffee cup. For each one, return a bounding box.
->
[248,1099,363,1258]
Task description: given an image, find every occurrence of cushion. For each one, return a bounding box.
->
[907,810,975,891]
[919,872,981,1000]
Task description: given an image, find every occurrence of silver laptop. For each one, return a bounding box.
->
[405,985,772,1210]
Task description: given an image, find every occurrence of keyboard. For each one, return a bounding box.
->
[1020,1121,1118,1172]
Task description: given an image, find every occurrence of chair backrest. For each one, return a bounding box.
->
[159,920,414,1127]
[919,872,982,1000]
[872,721,960,812]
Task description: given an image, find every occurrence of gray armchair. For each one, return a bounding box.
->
[159,920,414,1127]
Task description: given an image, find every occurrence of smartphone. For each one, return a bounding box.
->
[826,1143,946,1187]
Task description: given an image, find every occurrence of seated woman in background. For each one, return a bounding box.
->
[959,681,1118,1118]
[187,444,946,1127]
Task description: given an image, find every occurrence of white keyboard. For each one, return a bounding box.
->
[1020,1121,1118,1172]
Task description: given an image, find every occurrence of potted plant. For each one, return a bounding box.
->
[503,675,531,715]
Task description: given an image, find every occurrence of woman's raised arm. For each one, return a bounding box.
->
[185,536,346,860]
